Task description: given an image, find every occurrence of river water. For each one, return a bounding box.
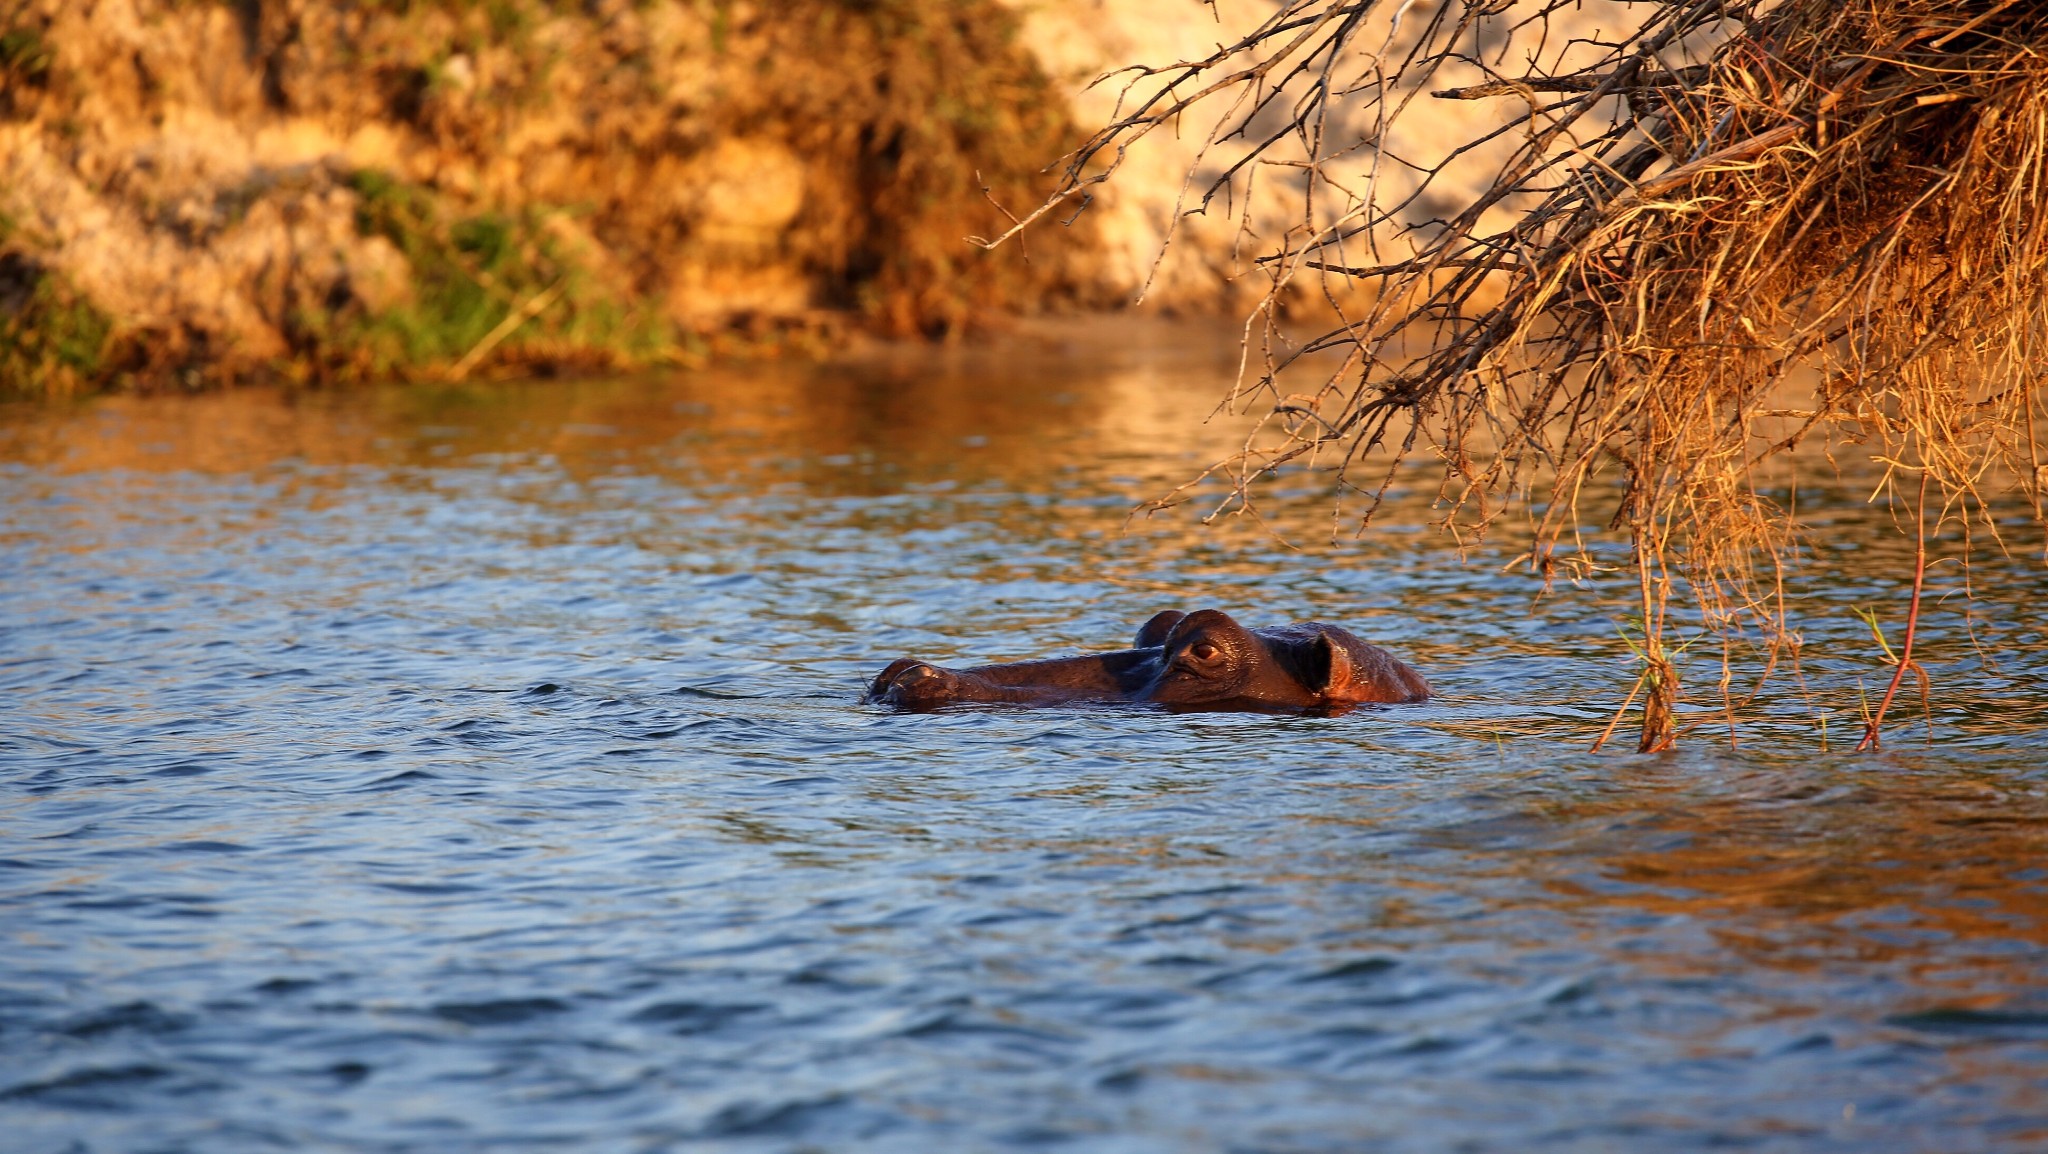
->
[4,325,2046,1152]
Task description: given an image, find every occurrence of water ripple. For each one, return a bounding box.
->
[3,362,2046,1151]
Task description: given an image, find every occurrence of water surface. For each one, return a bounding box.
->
[4,326,2047,1151]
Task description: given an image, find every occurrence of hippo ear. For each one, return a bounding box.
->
[1135,610,1186,649]
[1308,632,1355,699]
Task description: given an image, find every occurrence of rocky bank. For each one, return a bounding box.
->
[0,0,1619,393]
[1,0,1119,391]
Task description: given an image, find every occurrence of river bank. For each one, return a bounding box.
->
[1,0,1123,394]
[1,0,1658,397]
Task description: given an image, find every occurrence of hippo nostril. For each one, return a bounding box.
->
[868,659,953,702]
[866,659,966,710]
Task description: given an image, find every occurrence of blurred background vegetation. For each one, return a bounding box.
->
[0,0,1111,393]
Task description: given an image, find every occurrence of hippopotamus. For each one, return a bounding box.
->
[865,609,1428,714]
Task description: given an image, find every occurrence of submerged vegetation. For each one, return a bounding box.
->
[989,0,2048,750]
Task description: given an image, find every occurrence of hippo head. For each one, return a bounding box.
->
[864,608,1426,713]
[1142,609,1370,712]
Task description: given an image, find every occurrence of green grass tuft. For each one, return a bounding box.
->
[324,169,670,379]
[0,256,113,396]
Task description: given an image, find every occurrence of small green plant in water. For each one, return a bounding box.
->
[1592,617,1706,753]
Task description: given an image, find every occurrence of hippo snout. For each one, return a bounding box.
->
[865,659,959,709]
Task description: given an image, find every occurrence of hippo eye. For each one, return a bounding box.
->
[1191,642,1220,662]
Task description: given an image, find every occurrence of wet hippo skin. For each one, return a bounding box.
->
[866,609,1429,714]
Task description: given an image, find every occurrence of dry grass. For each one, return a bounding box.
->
[985,0,2048,751]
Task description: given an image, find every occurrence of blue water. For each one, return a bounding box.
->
[4,332,2047,1151]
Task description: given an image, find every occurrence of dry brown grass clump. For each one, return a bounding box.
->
[987,0,2048,751]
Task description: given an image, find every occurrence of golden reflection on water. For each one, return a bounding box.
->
[1536,770,2048,991]
[1279,731,2048,987]
[0,321,1255,489]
